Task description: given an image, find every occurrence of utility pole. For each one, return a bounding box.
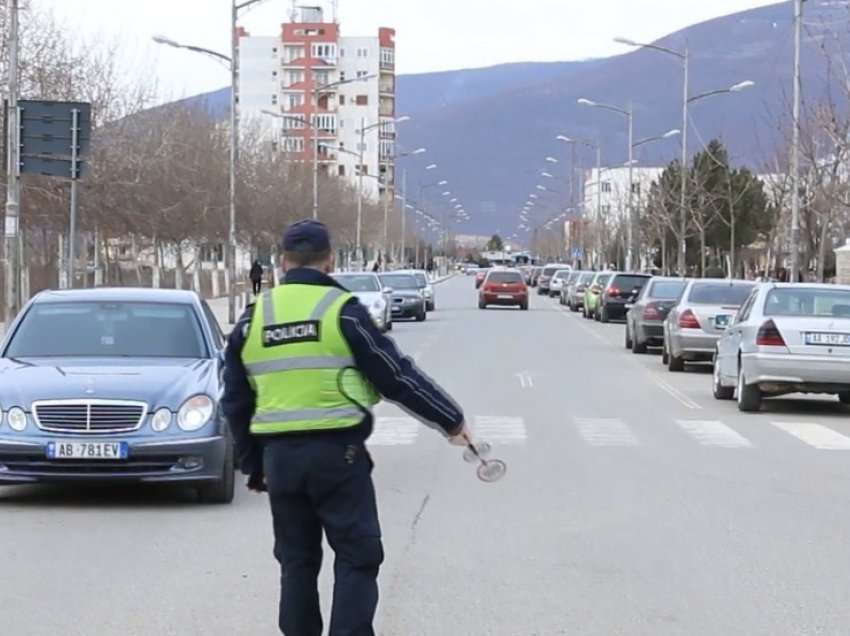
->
[400,169,407,266]
[626,103,635,271]
[4,0,21,326]
[678,49,690,277]
[382,157,390,267]
[790,0,803,282]
[228,0,239,324]
[356,117,365,269]
[595,145,603,269]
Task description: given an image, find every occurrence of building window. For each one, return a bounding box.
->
[357,48,369,58]
[601,181,612,193]
[338,165,346,177]
[271,94,278,105]
[287,93,304,110]
[339,95,346,106]
[286,70,304,85]
[380,47,395,66]
[631,182,641,194]
[340,71,346,81]
[283,137,305,153]
[356,95,368,106]
[272,70,278,77]
[311,43,337,60]
[312,114,337,133]
[340,48,345,57]
[314,70,331,86]
[600,204,611,215]
[356,70,369,79]
[283,46,304,63]
[272,47,278,54]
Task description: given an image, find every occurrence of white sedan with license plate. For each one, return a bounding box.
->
[714,283,850,411]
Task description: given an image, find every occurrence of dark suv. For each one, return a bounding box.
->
[597,273,652,322]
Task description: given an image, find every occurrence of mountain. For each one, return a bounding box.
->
[177,1,845,236]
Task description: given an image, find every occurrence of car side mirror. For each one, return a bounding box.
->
[383,287,393,294]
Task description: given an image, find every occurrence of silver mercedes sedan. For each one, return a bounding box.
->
[713,283,850,411]
[663,278,756,371]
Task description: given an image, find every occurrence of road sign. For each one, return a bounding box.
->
[19,100,91,159]
[572,248,585,259]
[19,155,87,179]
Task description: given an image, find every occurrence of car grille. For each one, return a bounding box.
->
[33,401,147,434]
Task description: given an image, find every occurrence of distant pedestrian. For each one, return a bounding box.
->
[250,260,264,295]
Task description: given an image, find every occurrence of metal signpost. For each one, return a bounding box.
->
[17,100,91,288]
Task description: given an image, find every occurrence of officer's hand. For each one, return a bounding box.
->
[448,422,472,447]
[247,472,267,493]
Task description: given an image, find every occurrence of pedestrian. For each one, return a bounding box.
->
[250,259,264,295]
[222,219,470,636]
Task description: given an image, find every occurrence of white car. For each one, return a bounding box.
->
[714,283,850,411]
[548,269,573,298]
[332,272,393,332]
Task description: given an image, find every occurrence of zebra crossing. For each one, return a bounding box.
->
[367,413,850,453]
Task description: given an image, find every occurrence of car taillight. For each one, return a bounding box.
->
[607,286,620,298]
[756,319,786,346]
[644,302,663,321]
[678,309,700,329]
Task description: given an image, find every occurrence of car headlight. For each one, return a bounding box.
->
[152,407,172,432]
[7,407,27,432]
[177,395,214,432]
[371,299,385,314]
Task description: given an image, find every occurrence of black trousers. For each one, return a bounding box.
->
[252,279,262,295]
[264,438,384,636]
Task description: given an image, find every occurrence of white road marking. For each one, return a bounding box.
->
[575,417,638,447]
[676,419,752,448]
[473,416,527,444]
[515,371,534,388]
[369,417,420,446]
[655,378,702,410]
[771,422,850,450]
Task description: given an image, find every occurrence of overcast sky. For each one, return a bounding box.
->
[37,0,782,101]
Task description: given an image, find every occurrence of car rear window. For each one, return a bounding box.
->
[688,282,754,305]
[649,280,686,299]
[553,270,571,280]
[487,272,523,284]
[542,267,560,277]
[596,274,611,287]
[764,288,850,318]
[7,302,207,358]
[579,273,595,284]
[611,275,650,291]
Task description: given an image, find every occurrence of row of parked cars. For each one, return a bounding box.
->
[541,265,850,412]
[332,269,437,328]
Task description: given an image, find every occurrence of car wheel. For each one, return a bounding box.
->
[625,324,633,349]
[594,308,601,321]
[600,306,610,323]
[737,367,762,412]
[713,353,734,400]
[386,319,393,332]
[632,337,647,354]
[661,342,669,365]
[839,391,850,405]
[416,308,427,322]
[478,300,486,309]
[198,446,235,505]
[667,347,685,372]
[520,301,529,311]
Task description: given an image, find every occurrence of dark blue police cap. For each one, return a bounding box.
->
[282,219,331,252]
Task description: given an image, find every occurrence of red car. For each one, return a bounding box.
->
[478,269,529,310]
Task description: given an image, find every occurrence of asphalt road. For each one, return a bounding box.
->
[3,276,850,635]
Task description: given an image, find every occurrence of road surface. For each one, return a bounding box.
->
[3,276,850,635]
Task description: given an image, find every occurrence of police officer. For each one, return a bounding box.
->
[222,219,470,636]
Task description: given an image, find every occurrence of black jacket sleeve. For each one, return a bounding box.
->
[340,300,465,437]
[221,306,262,476]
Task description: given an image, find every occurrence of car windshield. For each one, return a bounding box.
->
[649,280,686,299]
[334,275,380,292]
[612,275,650,291]
[413,272,427,286]
[487,272,523,284]
[543,266,564,277]
[380,274,418,290]
[6,302,207,358]
[688,282,754,305]
[764,288,850,318]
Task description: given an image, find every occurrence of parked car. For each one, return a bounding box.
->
[538,264,571,296]
[0,288,235,503]
[332,272,393,332]
[559,271,582,305]
[597,273,653,323]
[529,266,543,287]
[379,273,427,321]
[584,272,614,320]
[479,269,528,310]
[475,269,489,289]
[625,277,687,353]
[663,278,756,371]
[565,271,595,312]
[400,269,436,311]
[549,269,573,299]
[714,283,850,411]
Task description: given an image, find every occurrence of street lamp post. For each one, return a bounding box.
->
[4,0,20,326]
[558,136,604,267]
[615,36,754,276]
[790,0,803,282]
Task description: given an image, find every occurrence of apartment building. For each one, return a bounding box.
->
[238,5,397,201]
[582,166,664,224]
